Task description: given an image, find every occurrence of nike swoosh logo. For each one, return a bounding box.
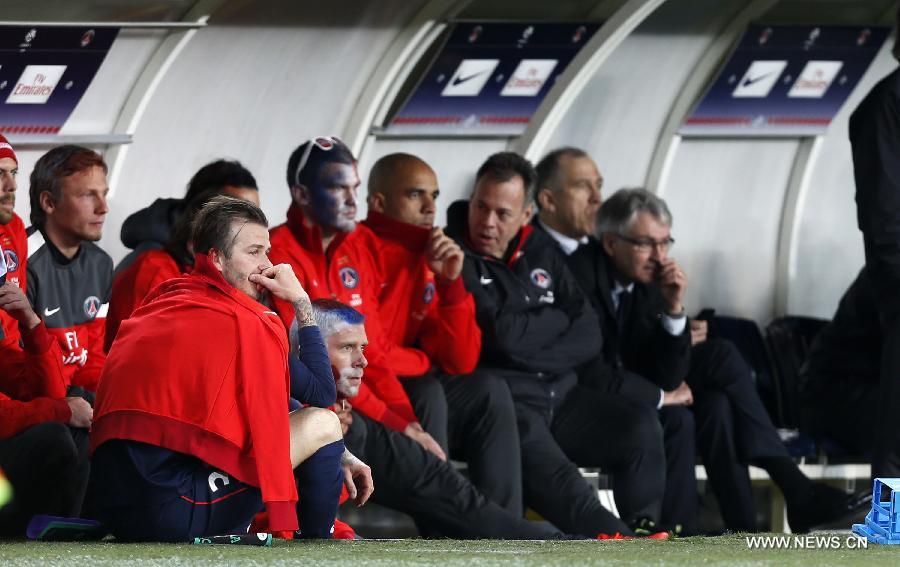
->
[742,72,774,87]
[480,276,493,285]
[44,306,61,316]
[452,69,489,87]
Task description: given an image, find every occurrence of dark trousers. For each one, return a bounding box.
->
[502,371,666,537]
[402,371,522,516]
[343,412,564,539]
[688,338,790,531]
[0,422,90,536]
[658,406,697,533]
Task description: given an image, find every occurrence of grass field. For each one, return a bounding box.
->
[0,534,895,566]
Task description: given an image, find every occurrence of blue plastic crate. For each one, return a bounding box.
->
[852,478,900,544]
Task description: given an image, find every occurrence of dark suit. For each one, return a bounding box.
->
[841,66,900,477]
[547,224,790,532]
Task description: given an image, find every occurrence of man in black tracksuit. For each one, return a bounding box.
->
[445,152,667,538]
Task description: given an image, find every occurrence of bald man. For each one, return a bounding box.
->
[362,153,523,517]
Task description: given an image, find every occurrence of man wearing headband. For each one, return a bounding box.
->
[0,134,91,535]
[269,137,445,461]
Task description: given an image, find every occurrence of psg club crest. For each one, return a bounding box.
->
[3,249,18,272]
[339,267,359,289]
[83,295,101,318]
[423,282,436,305]
[530,268,552,289]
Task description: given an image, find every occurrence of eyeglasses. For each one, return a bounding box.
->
[616,234,674,253]
[293,136,344,187]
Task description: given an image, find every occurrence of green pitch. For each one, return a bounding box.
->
[0,535,894,566]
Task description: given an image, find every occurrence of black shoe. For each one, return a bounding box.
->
[786,484,872,534]
[628,517,676,538]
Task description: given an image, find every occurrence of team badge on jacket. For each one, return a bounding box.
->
[339,267,359,289]
[530,268,552,289]
[83,296,102,318]
[3,249,18,272]
[423,282,436,305]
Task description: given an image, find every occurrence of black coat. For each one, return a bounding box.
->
[850,67,900,320]
[535,222,691,405]
[445,201,602,377]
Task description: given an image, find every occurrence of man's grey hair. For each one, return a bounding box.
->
[596,187,673,236]
[289,299,365,354]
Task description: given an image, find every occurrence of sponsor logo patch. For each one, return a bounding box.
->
[442,59,499,97]
[732,60,787,98]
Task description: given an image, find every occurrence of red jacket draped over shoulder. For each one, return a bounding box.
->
[91,253,298,532]
[268,204,417,432]
[362,211,480,376]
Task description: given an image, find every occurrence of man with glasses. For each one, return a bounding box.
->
[446,151,669,539]
[534,149,867,532]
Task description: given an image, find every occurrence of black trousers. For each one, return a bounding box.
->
[658,406,697,533]
[343,412,563,539]
[688,338,790,531]
[0,422,90,536]
[402,371,522,516]
[501,371,666,537]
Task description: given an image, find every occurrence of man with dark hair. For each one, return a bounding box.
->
[105,160,260,349]
[0,135,92,535]
[311,298,567,539]
[90,196,372,542]
[363,152,522,515]
[115,159,259,273]
[269,137,445,462]
[534,149,867,532]
[534,149,697,533]
[26,145,112,394]
[801,8,900,482]
[446,151,668,539]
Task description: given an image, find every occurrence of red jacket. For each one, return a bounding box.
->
[0,322,70,439]
[0,213,69,439]
[0,213,27,342]
[362,211,481,376]
[269,204,417,432]
[91,253,298,532]
[105,249,183,351]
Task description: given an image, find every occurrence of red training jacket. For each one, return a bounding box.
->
[91,253,299,532]
[362,211,481,376]
[0,321,70,439]
[105,249,183,351]
[0,213,27,342]
[269,204,417,432]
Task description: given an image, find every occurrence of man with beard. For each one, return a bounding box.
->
[0,134,91,535]
[90,196,372,541]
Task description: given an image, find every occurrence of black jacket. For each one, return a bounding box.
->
[536,222,691,405]
[800,266,880,392]
[115,198,184,274]
[445,201,602,377]
[850,67,900,320]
